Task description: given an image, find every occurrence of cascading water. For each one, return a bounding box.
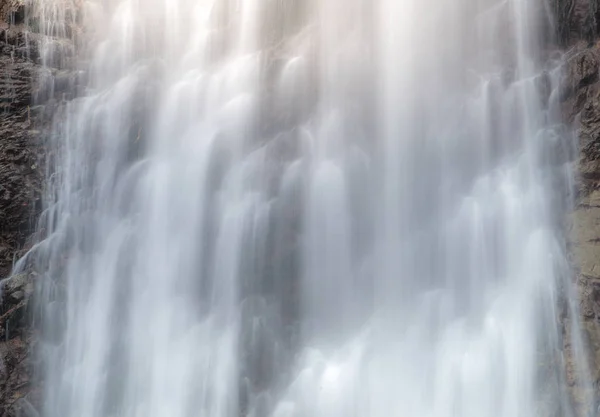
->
[17,0,589,416]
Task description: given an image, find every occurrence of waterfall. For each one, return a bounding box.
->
[18,0,588,416]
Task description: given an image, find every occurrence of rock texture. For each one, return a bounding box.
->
[0,1,22,25]
[0,9,55,416]
[0,272,40,417]
[0,26,44,278]
[555,0,600,414]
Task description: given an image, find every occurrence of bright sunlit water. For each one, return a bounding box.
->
[18,0,590,416]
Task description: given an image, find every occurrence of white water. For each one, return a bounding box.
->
[19,0,586,416]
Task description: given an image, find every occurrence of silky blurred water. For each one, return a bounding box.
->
[19,0,587,416]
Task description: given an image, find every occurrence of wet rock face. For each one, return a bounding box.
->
[0,1,22,24]
[560,4,600,285]
[556,0,600,414]
[0,10,58,416]
[0,272,39,417]
[0,24,44,278]
[560,48,600,132]
[553,0,600,45]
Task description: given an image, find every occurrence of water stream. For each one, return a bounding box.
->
[19,0,587,416]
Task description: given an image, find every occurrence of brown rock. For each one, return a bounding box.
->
[563,48,600,100]
[554,0,600,45]
[0,10,66,416]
